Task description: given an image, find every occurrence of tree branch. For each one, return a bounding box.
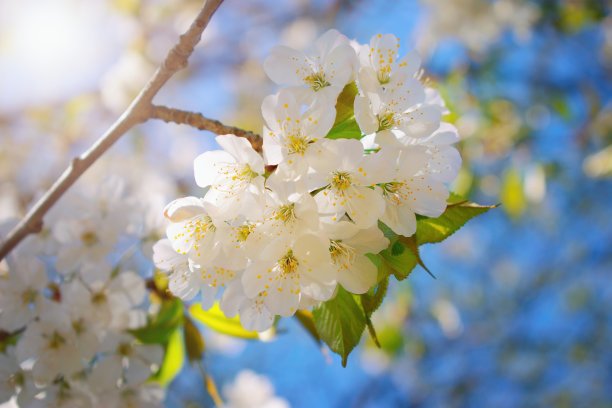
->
[150,105,263,152]
[0,0,225,261]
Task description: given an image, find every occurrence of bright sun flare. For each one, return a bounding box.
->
[0,0,121,110]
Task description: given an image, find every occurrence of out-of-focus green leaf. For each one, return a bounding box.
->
[312,287,366,367]
[183,316,205,363]
[189,302,259,340]
[500,168,527,219]
[131,298,183,344]
[551,96,571,121]
[327,82,362,140]
[416,198,498,244]
[294,309,321,345]
[377,325,404,356]
[151,328,184,386]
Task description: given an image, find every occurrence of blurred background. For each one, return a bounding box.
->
[0,0,610,406]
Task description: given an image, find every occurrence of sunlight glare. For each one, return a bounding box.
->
[0,0,125,111]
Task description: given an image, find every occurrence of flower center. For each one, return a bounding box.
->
[377,111,397,131]
[80,230,99,247]
[274,203,296,224]
[304,71,330,91]
[377,65,392,84]
[381,181,410,205]
[47,331,66,349]
[8,372,24,389]
[287,134,311,155]
[91,291,107,304]
[21,288,38,306]
[118,342,133,357]
[233,164,258,182]
[329,240,355,270]
[331,171,352,191]
[278,250,299,276]
[72,318,86,335]
[235,224,255,242]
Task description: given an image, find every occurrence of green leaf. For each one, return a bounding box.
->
[333,82,358,125]
[358,277,389,349]
[380,241,417,281]
[416,199,497,245]
[151,328,184,386]
[500,168,526,220]
[294,309,321,345]
[326,82,362,140]
[312,287,366,367]
[189,302,259,339]
[399,235,435,279]
[326,116,362,140]
[361,276,389,318]
[183,316,205,363]
[131,298,183,344]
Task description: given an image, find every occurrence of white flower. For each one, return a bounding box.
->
[153,238,238,310]
[261,90,335,176]
[220,279,275,332]
[153,238,200,300]
[89,383,165,408]
[163,196,224,266]
[354,79,441,141]
[86,348,165,408]
[376,147,449,237]
[377,122,462,184]
[94,334,163,387]
[251,172,320,247]
[194,135,265,220]
[358,33,422,94]
[16,301,83,385]
[62,269,147,333]
[0,257,46,332]
[311,139,387,228]
[223,370,290,408]
[323,221,389,294]
[53,178,135,275]
[264,28,357,104]
[242,234,337,317]
[0,348,22,404]
[53,213,117,275]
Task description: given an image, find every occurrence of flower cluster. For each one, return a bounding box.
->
[0,176,167,407]
[154,30,461,332]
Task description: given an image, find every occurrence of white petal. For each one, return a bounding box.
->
[163,197,205,222]
[354,95,378,135]
[193,150,235,188]
[242,262,270,298]
[263,277,300,316]
[399,106,442,139]
[264,46,309,86]
[216,134,264,172]
[301,98,336,139]
[262,126,284,166]
[239,300,274,332]
[338,255,377,294]
[345,186,385,228]
[322,44,356,87]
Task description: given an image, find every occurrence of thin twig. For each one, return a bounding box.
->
[0,0,225,261]
[150,105,263,152]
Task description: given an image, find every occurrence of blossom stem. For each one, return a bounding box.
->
[150,105,263,152]
[0,0,225,261]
